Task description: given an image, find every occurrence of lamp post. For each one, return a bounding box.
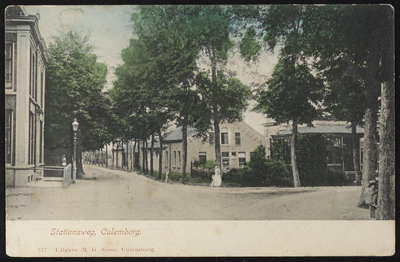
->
[72,118,79,183]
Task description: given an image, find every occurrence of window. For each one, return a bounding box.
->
[222,152,230,169]
[5,42,14,89]
[40,72,44,106]
[39,120,43,163]
[174,151,176,167]
[250,152,254,160]
[222,158,230,169]
[199,152,207,163]
[231,152,236,157]
[238,152,246,167]
[221,128,229,145]
[209,132,215,145]
[165,151,168,167]
[30,48,38,101]
[5,110,13,164]
[178,151,181,168]
[28,112,36,165]
[235,132,241,145]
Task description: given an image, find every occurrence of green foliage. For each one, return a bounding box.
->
[272,134,348,187]
[45,31,114,150]
[254,56,325,125]
[296,134,328,186]
[193,160,215,169]
[224,145,292,187]
[323,59,366,125]
[270,138,291,164]
[263,158,292,187]
[195,70,251,124]
[239,27,261,62]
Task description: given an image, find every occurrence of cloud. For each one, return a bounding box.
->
[59,8,84,31]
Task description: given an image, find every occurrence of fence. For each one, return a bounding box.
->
[43,164,71,188]
[190,168,213,179]
[63,164,72,187]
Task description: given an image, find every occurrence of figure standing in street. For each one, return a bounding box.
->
[211,165,222,187]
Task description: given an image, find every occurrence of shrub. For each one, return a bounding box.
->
[264,158,292,187]
[203,160,216,169]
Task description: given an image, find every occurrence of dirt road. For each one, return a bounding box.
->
[6,165,371,220]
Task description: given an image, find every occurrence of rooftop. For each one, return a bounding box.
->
[276,124,364,136]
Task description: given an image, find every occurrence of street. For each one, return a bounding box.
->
[6,165,371,220]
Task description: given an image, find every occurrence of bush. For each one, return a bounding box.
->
[264,158,292,187]
[224,145,292,187]
[271,134,349,187]
[193,160,215,169]
[224,168,247,186]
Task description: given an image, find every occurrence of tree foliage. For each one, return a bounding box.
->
[45,31,114,151]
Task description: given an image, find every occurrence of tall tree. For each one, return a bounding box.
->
[376,6,395,220]
[237,5,394,210]
[301,5,393,208]
[45,31,114,176]
[191,6,252,173]
[128,6,215,183]
[323,59,366,184]
[254,55,324,187]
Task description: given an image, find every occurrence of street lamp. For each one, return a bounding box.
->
[72,118,79,183]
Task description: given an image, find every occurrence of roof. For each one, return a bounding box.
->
[275,124,364,136]
[163,127,198,141]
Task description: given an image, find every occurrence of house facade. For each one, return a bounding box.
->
[265,120,364,175]
[161,120,265,174]
[5,6,48,187]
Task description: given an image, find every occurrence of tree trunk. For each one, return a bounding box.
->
[116,142,119,168]
[133,140,137,169]
[291,118,301,187]
[376,8,395,219]
[145,140,149,174]
[111,141,114,168]
[105,144,108,168]
[209,45,222,173]
[182,116,188,184]
[376,82,395,219]
[121,139,125,169]
[142,139,145,172]
[158,130,163,180]
[357,80,379,207]
[150,134,154,176]
[351,122,361,185]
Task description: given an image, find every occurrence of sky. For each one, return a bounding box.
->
[23,5,278,135]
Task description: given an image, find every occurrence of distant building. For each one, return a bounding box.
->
[265,120,364,174]
[151,120,266,174]
[5,6,48,187]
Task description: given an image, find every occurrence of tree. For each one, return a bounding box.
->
[127,6,203,182]
[301,5,393,209]
[323,59,366,185]
[45,31,114,176]
[126,6,250,182]
[237,5,394,213]
[191,6,251,173]
[254,55,324,187]
[376,7,395,220]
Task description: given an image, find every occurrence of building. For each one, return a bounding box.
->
[5,6,48,187]
[266,120,364,175]
[159,120,265,174]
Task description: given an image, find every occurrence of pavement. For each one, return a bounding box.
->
[6,164,372,220]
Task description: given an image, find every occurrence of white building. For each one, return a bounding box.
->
[5,6,48,187]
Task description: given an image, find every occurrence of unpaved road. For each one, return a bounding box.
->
[6,165,371,220]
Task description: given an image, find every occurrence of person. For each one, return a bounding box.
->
[62,155,67,166]
[211,165,222,187]
[365,181,378,208]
